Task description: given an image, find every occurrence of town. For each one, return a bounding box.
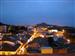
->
[0,22,75,55]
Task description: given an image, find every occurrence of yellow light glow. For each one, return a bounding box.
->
[67,39,70,44]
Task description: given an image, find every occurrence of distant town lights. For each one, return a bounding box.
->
[62,29,65,33]
[48,29,58,33]
[40,34,44,38]
[67,39,70,44]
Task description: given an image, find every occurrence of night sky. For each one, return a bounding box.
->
[0,0,74,27]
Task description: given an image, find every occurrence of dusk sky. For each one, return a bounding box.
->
[0,0,74,27]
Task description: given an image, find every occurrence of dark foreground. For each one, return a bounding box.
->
[2,53,75,56]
